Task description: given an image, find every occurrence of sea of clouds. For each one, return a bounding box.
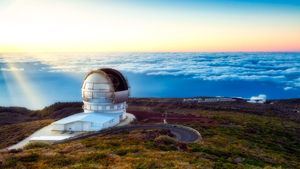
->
[1,52,300,91]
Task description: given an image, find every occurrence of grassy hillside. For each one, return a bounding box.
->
[0,120,53,149]
[0,98,299,168]
[0,102,83,149]
[0,102,83,125]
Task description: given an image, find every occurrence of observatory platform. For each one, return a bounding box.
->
[8,68,135,150]
[52,68,132,132]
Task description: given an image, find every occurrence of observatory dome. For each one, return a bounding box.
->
[82,68,129,113]
[52,68,132,132]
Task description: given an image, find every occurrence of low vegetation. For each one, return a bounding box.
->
[0,102,81,149]
[0,99,299,168]
[24,142,51,150]
[0,120,53,149]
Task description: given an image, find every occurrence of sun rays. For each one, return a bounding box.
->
[0,53,86,109]
[0,66,13,106]
[2,57,45,109]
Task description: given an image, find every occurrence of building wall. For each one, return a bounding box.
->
[52,112,125,132]
[83,122,91,131]
[52,124,64,131]
[65,122,83,131]
[61,121,94,131]
[102,117,119,129]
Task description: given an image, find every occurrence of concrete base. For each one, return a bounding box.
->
[7,113,135,150]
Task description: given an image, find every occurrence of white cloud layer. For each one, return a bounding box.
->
[1,52,300,89]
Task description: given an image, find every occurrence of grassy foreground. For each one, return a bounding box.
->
[0,99,299,168]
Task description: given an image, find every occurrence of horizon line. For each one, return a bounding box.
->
[1,51,300,54]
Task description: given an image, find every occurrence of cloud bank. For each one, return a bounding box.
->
[1,52,300,90]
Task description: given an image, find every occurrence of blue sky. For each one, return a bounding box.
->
[104,0,300,10]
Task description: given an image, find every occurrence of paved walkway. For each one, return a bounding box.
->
[105,124,202,143]
[7,124,82,150]
[118,113,136,126]
[7,114,200,149]
[56,124,202,144]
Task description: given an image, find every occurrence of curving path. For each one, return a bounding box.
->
[56,124,202,144]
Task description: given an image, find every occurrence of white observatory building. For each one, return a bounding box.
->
[52,68,130,132]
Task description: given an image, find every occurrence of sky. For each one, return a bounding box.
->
[0,0,300,52]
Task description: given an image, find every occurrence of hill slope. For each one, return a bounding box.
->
[0,98,300,168]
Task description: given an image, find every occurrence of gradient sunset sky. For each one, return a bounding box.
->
[0,0,299,52]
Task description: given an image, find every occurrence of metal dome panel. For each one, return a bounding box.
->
[82,68,129,112]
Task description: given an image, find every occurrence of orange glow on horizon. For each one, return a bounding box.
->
[0,1,299,53]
